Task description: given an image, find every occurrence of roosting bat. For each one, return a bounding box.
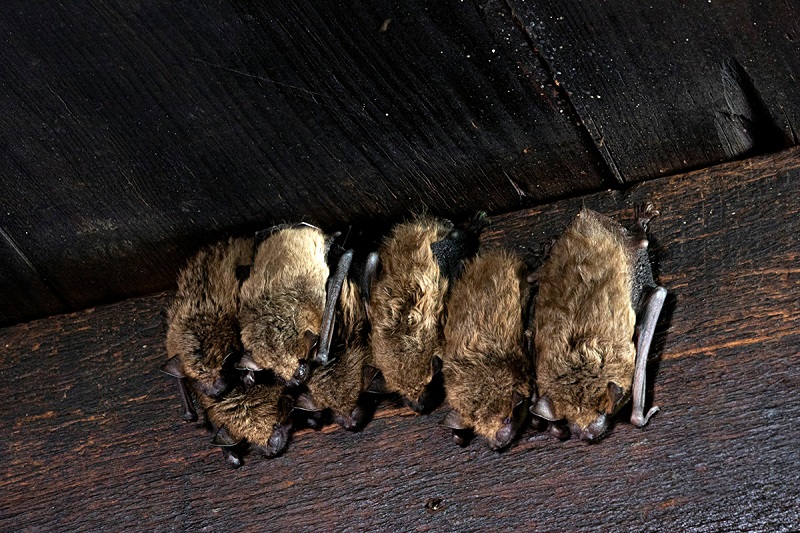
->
[441,250,533,450]
[366,214,485,413]
[161,236,255,421]
[294,269,376,431]
[202,379,295,467]
[530,204,667,441]
[237,224,350,386]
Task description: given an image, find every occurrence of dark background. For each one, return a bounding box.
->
[1,0,798,325]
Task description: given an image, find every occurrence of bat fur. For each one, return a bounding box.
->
[201,382,294,461]
[238,225,330,385]
[368,215,455,412]
[442,250,533,450]
[531,205,666,441]
[299,276,375,430]
[164,236,255,400]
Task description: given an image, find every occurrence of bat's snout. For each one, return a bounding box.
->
[570,414,608,442]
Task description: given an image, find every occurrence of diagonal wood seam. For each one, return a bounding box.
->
[497,0,625,184]
[0,225,69,309]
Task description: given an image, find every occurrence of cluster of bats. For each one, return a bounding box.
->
[161,205,667,466]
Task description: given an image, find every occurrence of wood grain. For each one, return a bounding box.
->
[0,0,611,325]
[0,229,67,324]
[506,0,800,182]
[1,148,798,530]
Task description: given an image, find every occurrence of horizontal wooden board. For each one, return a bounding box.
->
[1,147,798,530]
[0,0,611,325]
[507,0,800,181]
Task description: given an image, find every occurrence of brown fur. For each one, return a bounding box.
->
[534,208,641,434]
[165,237,254,397]
[238,226,329,383]
[369,215,452,409]
[443,251,532,448]
[304,278,373,429]
[200,384,292,457]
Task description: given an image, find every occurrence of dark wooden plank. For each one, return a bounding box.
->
[1,148,798,530]
[0,0,610,323]
[507,0,800,182]
[0,228,67,325]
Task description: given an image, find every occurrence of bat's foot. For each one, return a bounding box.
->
[181,409,198,422]
[221,448,242,468]
[289,359,311,386]
[452,429,471,447]
[634,202,659,229]
[631,405,660,428]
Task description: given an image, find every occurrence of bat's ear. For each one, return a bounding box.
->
[511,390,526,410]
[293,392,321,413]
[362,365,388,394]
[607,381,627,412]
[211,426,241,447]
[235,352,263,372]
[304,330,320,358]
[278,394,295,424]
[430,356,443,376]
[440,409,467,430]
[160,355,185,378]
[511,390,530,427]
[222,350,241,368]
[530,394,558,421]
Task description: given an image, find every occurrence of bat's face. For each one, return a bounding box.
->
[167,313,241,398]
[446,362,531,450]
[533,336,635,441]
[475,388,530,450]
[384,340,443,414]
[238,299,320,385]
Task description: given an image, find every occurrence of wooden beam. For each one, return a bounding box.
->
[0,0,611,323]
[507,0,800,181]
[1,147,798,529]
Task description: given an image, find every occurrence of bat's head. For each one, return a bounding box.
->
[264,394,295,456]
[444,358,531,450]
[238,295,322,386]
[533,337,634,442]
[392,351,444,414]
[166,311,242,398]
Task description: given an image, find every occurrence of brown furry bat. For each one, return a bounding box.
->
[295,273,375,430]
[367,215,471,413]
[201,382,294,466]
[530,204,667,442]
[441,251,533,450]
[161,236,255,420]
[237,224,336,386]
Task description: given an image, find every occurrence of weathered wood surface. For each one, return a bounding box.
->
[507,0,800,182]
[1,149,799,531]
[0,0,610,325]
[2,0,799,325]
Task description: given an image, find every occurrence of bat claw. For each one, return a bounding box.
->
[631,405,659,428]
